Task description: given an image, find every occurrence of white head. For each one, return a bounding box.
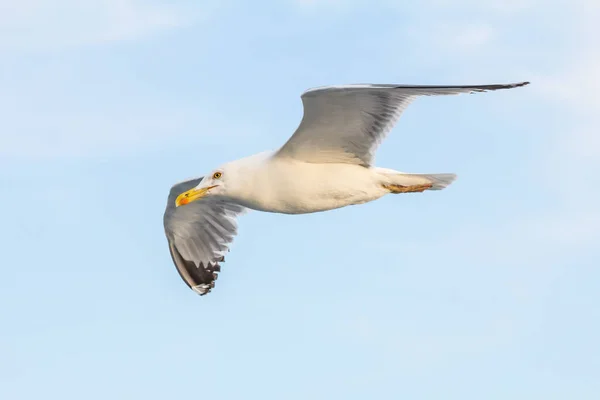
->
[174,151,272,207]
[175,164,238,207]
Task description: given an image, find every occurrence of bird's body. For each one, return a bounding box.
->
[163,81,530,295]
[217,151,389,214]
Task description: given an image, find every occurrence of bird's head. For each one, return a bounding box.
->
[175,168,230,207]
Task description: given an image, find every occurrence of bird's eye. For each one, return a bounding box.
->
[213,172,222,179]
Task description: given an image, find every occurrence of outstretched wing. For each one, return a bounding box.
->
[275,82,529,167]
[163,177,246,296]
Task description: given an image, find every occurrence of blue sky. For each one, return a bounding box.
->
[1,1,598,399]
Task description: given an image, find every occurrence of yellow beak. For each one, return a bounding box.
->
[175,185,218,207]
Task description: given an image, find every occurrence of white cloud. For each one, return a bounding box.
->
[368,207,600,276]
[393,2,534,68]
[0,109,185,159]
[535,54,600,116]
[416,0,537,14]
[294,0,337,6]
[395,0,600,249]
[293,0,353,8]
[0,106,264,160]
[407,22,495,54]
[0,1,226,159]
[532,3,600,203]
[0,0,197,52]
[296,0,536,13]
[449,24,495,51]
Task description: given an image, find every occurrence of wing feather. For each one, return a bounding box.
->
[163,177,245,296]
[275,82,529,166]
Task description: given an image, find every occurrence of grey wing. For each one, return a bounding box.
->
[163,177,246,296]
[275,82,530,166]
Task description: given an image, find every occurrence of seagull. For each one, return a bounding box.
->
[163,82,529,295]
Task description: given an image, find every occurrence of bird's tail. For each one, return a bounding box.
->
[376,169,457,192]
[402,173,457,190]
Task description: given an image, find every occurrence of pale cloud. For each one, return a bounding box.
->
[534,40,600,115]
[532,2,600,200]
[0,0,198,52]
[296,0,536,13]
[561,127,600,160]
[397,0,538,63]
[449,24,494,51]
[294,0,339,6]
[417,0,537,14]
[0,106,263,159]
[337,318,517,372]
[293,0,354,8]
[335,297,520,372]
[0,109,187,159]
[290,0,367,15]
[370,209,600,271]
[397,0,600,249]
[396,3,522,65]
[0,1,223,159]
[407,22,495,54]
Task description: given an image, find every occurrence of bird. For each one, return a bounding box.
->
[163,82,530,296]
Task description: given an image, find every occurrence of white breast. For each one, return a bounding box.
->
[238,156,387,214]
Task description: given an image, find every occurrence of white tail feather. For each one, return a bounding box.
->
[376,169,457,191]
[407,173,457,190]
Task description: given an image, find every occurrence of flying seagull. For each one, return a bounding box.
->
[163,82,529,295]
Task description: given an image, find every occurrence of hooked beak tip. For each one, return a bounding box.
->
[175,185,218,207]
[176,197,189,207]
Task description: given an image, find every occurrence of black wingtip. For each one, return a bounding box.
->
[189,257,224,296]
[471,81,531,91]
[167,241,225,297]
[461,81,530,94]
[510,81,530,88]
